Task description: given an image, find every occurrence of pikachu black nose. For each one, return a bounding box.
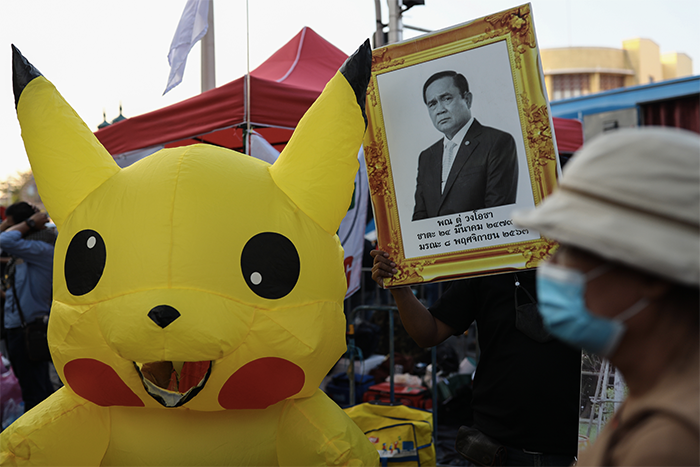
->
[148,305,181,329]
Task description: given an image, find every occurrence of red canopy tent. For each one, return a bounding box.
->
[95,27,583,161]
[95,27,346,159]
[551,116,583,153]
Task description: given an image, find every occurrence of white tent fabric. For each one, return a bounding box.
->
[249,131,281,165]
[114,145,165,168]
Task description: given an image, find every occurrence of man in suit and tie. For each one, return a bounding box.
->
[412,71,518,221]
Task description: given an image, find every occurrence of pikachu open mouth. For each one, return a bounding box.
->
[135,361,212,408]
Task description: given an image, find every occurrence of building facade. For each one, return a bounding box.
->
[549,76,700,142]
[541,38,693,101]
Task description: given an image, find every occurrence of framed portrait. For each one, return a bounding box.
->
[364,3,560,287]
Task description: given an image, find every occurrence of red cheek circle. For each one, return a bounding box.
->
[219,357,305,409]
[64,359,144,407]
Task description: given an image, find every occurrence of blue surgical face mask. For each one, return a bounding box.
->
[536,262,649,358]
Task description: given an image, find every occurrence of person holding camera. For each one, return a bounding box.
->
[0,202,56,411]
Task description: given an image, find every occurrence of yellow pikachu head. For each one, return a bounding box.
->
[12,42,371,411]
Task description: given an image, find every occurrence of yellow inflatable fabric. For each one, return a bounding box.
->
[1,42,378,466]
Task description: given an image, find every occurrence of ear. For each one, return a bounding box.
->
[270,40,371,235]
[464,92,473,108]
[12,45,120,230]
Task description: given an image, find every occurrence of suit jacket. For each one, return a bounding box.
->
[412,119,518,221]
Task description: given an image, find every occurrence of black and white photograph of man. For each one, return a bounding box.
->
[412,70,518,220]
[375,40,538,259]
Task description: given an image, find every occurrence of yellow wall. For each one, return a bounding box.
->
[541,38,694,101]
[622,38,663,85]
[661,52,693,80]
[541,47,631,73]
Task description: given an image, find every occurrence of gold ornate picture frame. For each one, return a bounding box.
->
[364,4,559,287]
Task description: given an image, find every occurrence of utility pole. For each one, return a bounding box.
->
[374,0,385,47]
[387,0,402,44]
[201,0,216,92]
[375,0,426,47]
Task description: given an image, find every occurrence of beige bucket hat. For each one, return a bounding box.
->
[513,126,700,286]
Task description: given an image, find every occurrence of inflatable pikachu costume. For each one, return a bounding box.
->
[0,42,378,466]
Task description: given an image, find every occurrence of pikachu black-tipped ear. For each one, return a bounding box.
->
[12,44,42,109]
[12,45,120,230]
[339,39,372,129]
[270,40,372,235]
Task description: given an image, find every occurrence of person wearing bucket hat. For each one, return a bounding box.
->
[513,126,700,466]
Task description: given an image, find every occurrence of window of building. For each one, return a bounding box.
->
[599,74,625,92]
[552,74,590,101]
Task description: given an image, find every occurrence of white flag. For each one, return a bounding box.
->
[164,0,209,95]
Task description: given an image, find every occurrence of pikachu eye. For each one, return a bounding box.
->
[241,232,300,299]
[64,230,106,296]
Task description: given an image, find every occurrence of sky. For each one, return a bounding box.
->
[1,0,699,183]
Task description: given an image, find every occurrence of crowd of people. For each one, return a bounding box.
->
[0,202,58,414]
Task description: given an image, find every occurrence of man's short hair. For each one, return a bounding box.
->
[5,202,34,224]
[422,71,470,104]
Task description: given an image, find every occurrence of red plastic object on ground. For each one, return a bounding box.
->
[363,382,433,410]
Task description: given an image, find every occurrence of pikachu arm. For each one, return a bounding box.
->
[0,387,110,466]
[276,389,379,466]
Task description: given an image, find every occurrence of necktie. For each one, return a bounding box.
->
[441,140,459,193]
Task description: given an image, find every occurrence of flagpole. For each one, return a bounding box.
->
[245,0,251,155]
[201,0,216,92]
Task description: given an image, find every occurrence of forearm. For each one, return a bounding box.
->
[4,211,49,238]
[0,218,12,232]
[389,287,452,348]
[372,249,455,347]
[6,219,32,236]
